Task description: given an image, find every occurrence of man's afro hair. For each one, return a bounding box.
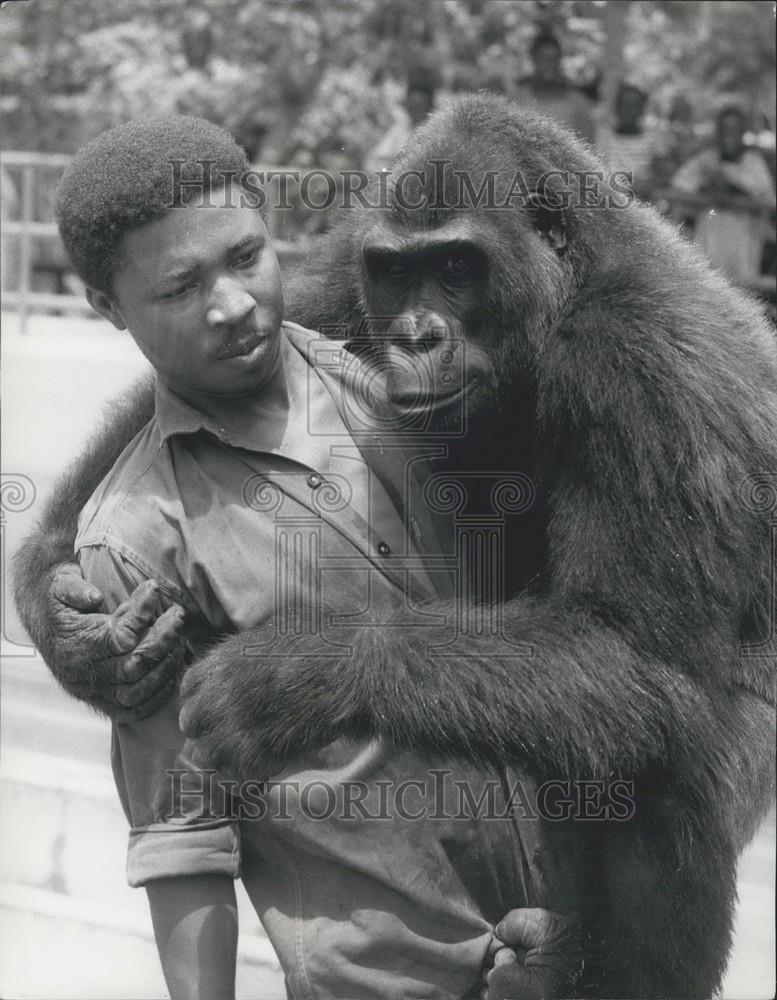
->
[56,115,250,294]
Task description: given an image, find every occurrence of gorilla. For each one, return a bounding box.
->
[14,95,776,998]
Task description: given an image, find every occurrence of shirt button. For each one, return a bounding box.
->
[307,473,323,489]
[377,542,391,556]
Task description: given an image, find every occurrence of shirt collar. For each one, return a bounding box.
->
[154,379,222,445]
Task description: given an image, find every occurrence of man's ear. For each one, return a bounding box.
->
[527,192,568,254]
[85,287,127,330]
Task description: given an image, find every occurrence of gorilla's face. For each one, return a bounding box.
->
[357,202,568,431]
[360,217,497,430]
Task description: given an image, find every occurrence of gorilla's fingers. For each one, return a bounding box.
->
[113,675,178,724]
[51,563,103,610]
[62,652,180,720]
[113,650,183,709]
[495,909,575,951]
[489,946,518,971]
[485,962,530,1000]
[105,580,161,655]
[487,909,582,999]
[72,676,177,723]
[119,604,185,682]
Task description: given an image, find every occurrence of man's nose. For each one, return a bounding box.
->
[206,276,255,328]
[387,310,451,344]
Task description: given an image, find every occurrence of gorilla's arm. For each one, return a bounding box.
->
[13,375,158,679]
[180,264,776,1000]
[181,263,776,799]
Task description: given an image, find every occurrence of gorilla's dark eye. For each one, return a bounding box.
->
[385,260,409,280]
[441,255,471,279]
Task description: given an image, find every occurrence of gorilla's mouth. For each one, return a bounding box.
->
[387,379,469,410]
[382,342,480,413]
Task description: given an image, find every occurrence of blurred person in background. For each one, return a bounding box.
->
[514,30,596,144]
[670,103,775,285]
[596,82,664,201]
[650,94,702,198]
[366,63,440,173]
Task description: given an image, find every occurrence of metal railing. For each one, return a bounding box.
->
[1,151,84,334]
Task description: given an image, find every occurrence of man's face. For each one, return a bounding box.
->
[616,89,646,131]
[717,113,745,160]
[533,42,562,84]
[405,88,433,126]
[105,181,284,400]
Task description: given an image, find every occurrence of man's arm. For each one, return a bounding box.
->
[11,374,183,716]
[146,876,238,1000]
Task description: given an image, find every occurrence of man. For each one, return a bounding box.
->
[671,103,775,284]
[29,115,578,1000]
[514,31,596,144]
[596,82,663,200]
[366,63,441,173]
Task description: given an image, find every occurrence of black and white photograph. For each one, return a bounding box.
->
[1,1,775,998]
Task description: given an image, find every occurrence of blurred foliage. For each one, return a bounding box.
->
[0,0,774,163]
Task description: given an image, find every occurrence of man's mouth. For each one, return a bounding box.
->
[214,330,266,361]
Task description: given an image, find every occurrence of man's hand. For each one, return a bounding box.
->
[47,563,186,720]
[481,909,582,1000]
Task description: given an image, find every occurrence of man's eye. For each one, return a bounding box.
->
[234,249,260,269]
[441,255,471,279]
[161,282,196,300]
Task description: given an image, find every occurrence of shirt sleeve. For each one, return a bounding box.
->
[671,151,708,195]
[78,543,241,888]
[726,151,776,205]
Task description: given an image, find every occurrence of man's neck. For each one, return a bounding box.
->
[532,78,567,97]
[166,337,292,437]
[615,123,643,136]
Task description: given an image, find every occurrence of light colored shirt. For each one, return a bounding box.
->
[595,125,664,198]
[76,323,546,999]
[365,106,415,174]
[671,147,775,284]
[514,82,597,144]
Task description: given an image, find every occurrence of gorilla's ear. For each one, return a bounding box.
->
[526,192,567,254]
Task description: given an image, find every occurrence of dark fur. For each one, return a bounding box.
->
[13,95,777,997]
[180,97,777,997]
[13,374,155,683]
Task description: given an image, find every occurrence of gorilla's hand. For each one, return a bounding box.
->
[178,631,367,778]
[47,565,185,719]
[483,909,582,1000]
